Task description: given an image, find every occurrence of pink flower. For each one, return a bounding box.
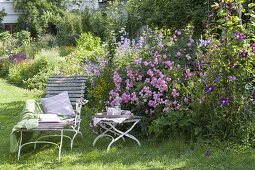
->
[147,69,154,77]
[176,51,182,57]
[176,31,182,36]
[184,96,189,104]
[121,92,131,103]
[187,43,192,47]
[184,69,192,80]
[134,58,142,65]
[143,61,149,66]
[171,89,180,98]
[131,92,138,102]
[164,61,174,70]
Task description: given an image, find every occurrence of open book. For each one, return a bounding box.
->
[39,114,61,122]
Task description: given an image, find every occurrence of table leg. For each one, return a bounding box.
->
[106,120,141,151]
[93,125,114,146]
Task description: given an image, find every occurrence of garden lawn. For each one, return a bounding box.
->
[0,78,255,170]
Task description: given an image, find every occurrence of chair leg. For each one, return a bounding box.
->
[17,131,23,160]
[58,130,63,162]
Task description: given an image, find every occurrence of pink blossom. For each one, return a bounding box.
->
[184,96,189,104]
[143,61,150,66]
[147,69,154,77]
[154,57,159,65]
[131,92,138,102]
[184,69,192,80]
[113,71,122,91]
[176,31,182,36]
[121,92,131,103]
[145,78,151,83]
[164,61,174,70]
[134,58,142,65]
[171,89,180,98]
[187,43,192,47]
[176,51,182,57]
[163,54,167,59]
[163,107,169,112]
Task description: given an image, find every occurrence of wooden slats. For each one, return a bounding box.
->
[46,86,85,91]
[48,77,86,81]
[48,79,86,83]
[47,83,85,87]
[46,90,85,95]
[45,75,86,106]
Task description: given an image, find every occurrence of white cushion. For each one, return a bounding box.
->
[41,91,75,116]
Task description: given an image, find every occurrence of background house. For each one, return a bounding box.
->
[0,0,19,33]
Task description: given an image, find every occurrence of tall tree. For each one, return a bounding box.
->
[127,0,214,36]
[13,0,66,37]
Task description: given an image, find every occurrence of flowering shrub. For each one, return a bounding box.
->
[188,1,255,142]
[108,29,198,137]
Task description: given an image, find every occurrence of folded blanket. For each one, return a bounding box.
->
[10,99,43,153]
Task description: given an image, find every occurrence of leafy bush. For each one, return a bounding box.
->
[59,46,75,57]
[76,32,105,61]
[0,58,11,77]
[55,12,82,46]
[8,49,61,89]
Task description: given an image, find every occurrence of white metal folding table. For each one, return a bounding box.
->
[92,114,141,151]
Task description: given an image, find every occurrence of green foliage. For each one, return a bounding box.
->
[81,0,127,41]
[0,58,11,77]
[54,12,83,46]
[188,1,255,142]
[0,30,39,58]
[127,0,209,36]
[8,52,60,89]
[13,0,65,37]
[59,52,83,75]
[76,32,105,61]
[0,31,13,56]
[59,46,75,57]
[87,67,114,111]
[0,9,7,32]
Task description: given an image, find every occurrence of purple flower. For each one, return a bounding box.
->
[239,49,248,58]
[228,75,236,81]
[234,32,245,41]
[252,91,255,100]
[226,3,232,11]
[201,77,207,83]
[204,85,215,94]
[199,39,211,46]
[218,97,229,106]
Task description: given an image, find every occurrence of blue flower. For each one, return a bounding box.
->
[214,75,221,82]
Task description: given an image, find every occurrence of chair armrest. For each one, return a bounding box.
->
[75,98,88,115]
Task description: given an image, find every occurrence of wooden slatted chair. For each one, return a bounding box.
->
[17,75,88,161]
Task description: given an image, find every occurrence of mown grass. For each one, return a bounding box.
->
[1,78,255,170]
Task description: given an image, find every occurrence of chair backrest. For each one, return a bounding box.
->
[45,75,86,106]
